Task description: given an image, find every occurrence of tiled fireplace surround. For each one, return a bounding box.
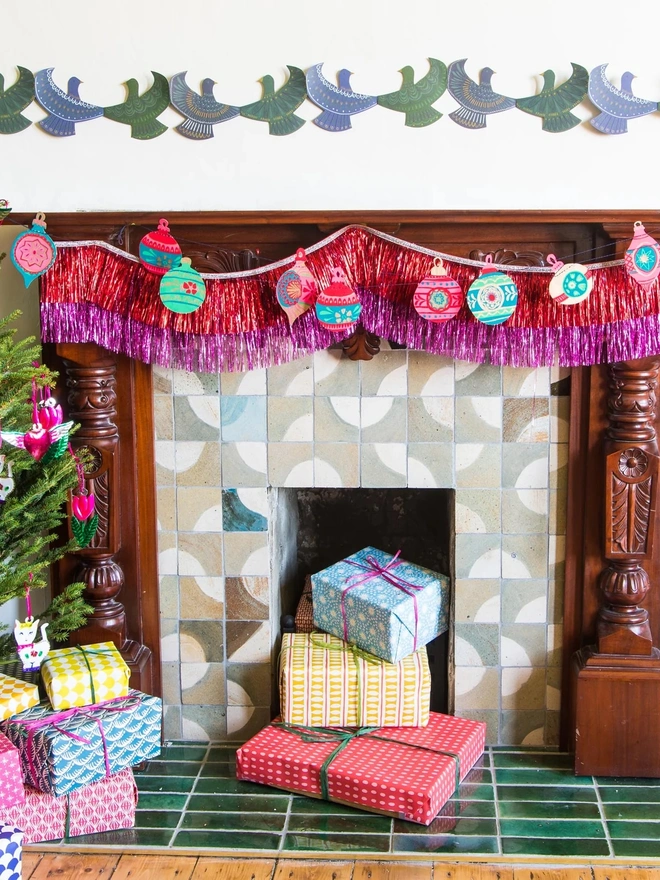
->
[154,346,569,747]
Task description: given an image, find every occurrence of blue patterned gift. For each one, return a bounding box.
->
[312,547,450,663]
[0,689,161,797]
[0,826,22,880]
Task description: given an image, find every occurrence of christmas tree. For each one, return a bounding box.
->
[0,310,91,658]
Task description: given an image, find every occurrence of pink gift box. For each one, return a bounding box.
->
[0,732,25,810]
[2,768,137,844]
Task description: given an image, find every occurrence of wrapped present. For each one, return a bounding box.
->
[3,768,136,844]
[0,732,25,809]
[0,825,22,880]
[312,547,450,663]
[294,576,314,633]
[280,632,430,727]
[237,711,486,826]
[41,642,130,710]
[0,689,161,797]
[0,673,39,722]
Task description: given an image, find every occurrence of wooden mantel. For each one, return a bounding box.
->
[31,210,660,774]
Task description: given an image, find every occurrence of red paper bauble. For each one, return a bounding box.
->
[139,219,182,276]
[413,258,463,322]
[315,267,362,332]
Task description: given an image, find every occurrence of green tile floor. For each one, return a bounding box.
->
[45,743,660,859]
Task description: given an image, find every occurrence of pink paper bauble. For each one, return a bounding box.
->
[413,258,463,322]
[625,221,660,288]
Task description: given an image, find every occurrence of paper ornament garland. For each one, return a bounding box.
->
[276,248,318,326]
[10,213,57,288]
[547,254,593,305]
[413,258,463,321]
[625,221,660,288]
[139,219,182,276]
[0,200,11,224]
[159,257,206,313]
[0,456,14,503]
[315,267,362,331]
[466,256,519,325]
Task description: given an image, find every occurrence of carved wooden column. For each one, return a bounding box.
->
[571,358,660,776]
[45,342,161,698]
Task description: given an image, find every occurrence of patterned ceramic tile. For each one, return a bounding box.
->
[500,710,547,746]
[223,532,268,577]
[455,397,502,443]
[225,622,272,664]
[155,440,176,487]
[503,367,550,397]
[178,532,223,577]
[180,576,224,620]
[546,665,562,712]
[154,396,174,440]
[221,442,267,487]
[455,362,502,397]
[220,370,267,396]
[225,577,269,620]
[502,399,549,443]
[153,366,173,395]
[502,534,549,579]
[267,442,314,486]
[547,623,562,667]
[162,661,181,706]
[314,349,359,395]
[501,667,546,711]
[360,350,408,396]
[407,442,453,488]
[314,397,360,442]
[408,398,454,442]
[222,489,268,531]
[361,397,407,443]
[161,619,179,662]
[221,397,267,442]
[501,579,548,624]
[454,624,500,666]
[502,444,549,489]
[226,706,271,740]
[455,534,502,579]
[314,444,359,487]
[158,532,178,576]
[549,488,567,535]
[456,709,500,744]
[159,576,180,619]
[455,489,501,534]
[267,356,314,396]
[549,443,568,489]
[501,623,547,666]
[172,370,219,395]
[547,579,564,625]
[227,663,272,707]
[181,706,227,741]
[181,662,226,705]
[454,667,500,710]
[174,396,220,441]
[174,442,222,487]
[454,579,501,623]
[157,488,176,531]
[163,705,182,740]
[550,396,570,443]
[267,397,314,442]
[455,444,502,489]
[408,352,454,396]
[548,535,566,581]
[176,488,223,532]
[360,443,407,488]
[550,365,572,396]
[501,489,548,534]
[180,620,224,663]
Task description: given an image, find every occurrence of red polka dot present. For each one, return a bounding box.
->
[236,711,486,826]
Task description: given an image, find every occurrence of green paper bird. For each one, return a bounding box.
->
[377,58,447,127]
[239,66,307,136]
[0,67,35,135]
[103,71,170,139]
[516,63,589,133]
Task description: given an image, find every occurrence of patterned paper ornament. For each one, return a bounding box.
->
[547,254,593,305]
[1,382,72,462]
[159,257,206,314]
[625,221,660,288]
[315,267,362,332]
[0,200,11,224]
[0,456,14,503]
[14,578,50,673]
[70,452,98,548]
[276,247,318,326]
[466,256,518,325]
[10,213,56,288]
[413,258,463,321]
[37,387,63,430]
[139,218,182,276]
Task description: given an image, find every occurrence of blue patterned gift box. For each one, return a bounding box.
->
[311,547,450,663]
[0,689,161,797]
[0,826,22,880]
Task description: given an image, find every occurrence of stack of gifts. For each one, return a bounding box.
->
[238,546,487,826]
[0,642,161,843]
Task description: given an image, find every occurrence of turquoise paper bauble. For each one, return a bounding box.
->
[159,258,206,314]
[466,260,518,325]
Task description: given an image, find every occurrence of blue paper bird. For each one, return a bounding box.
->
[447,59,516,129]
[34,68,103,137]
[170,72,240,140]
[588,64,657,135]
[306,63,377,132]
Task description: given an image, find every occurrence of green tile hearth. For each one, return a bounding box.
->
[46,743,660,858]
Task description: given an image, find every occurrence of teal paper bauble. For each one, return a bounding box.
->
[466,261,518,326]
[159,258,206,314]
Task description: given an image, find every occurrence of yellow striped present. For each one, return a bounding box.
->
[280,632,430,728]
[0,673,39,720]
[41,642,130,710]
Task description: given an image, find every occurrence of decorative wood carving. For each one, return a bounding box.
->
[468,248,546,267]
[342,325,381,361]
[185,247,261,273]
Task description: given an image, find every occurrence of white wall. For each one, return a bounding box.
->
[4,0,660,212]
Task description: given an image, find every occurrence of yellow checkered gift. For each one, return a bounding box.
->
[0,672,39,720]
[41,642,130,710]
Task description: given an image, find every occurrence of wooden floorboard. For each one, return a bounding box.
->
[21,852,43,880]
[191,857,277,880]
[29,854,120,880]
[273,861,354,880]
[354,861,434,879]
[111,855,197,880]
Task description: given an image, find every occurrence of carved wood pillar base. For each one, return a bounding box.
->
[572,647,660,777]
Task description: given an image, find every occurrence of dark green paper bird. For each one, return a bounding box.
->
[377,58,447,127]
[516,63,588,133]
[0,67,35,134]
[103,71,170,139]
[239,66,306,136]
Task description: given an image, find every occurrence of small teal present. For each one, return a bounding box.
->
[312,547,450,663]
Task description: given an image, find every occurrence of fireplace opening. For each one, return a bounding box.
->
[271,487,454,714]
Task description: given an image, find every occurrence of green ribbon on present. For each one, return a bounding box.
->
[48,645,118,706]
[273,721,461,803]
[308,632,381,727]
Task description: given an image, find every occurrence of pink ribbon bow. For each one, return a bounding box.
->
[341,550,425,651]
